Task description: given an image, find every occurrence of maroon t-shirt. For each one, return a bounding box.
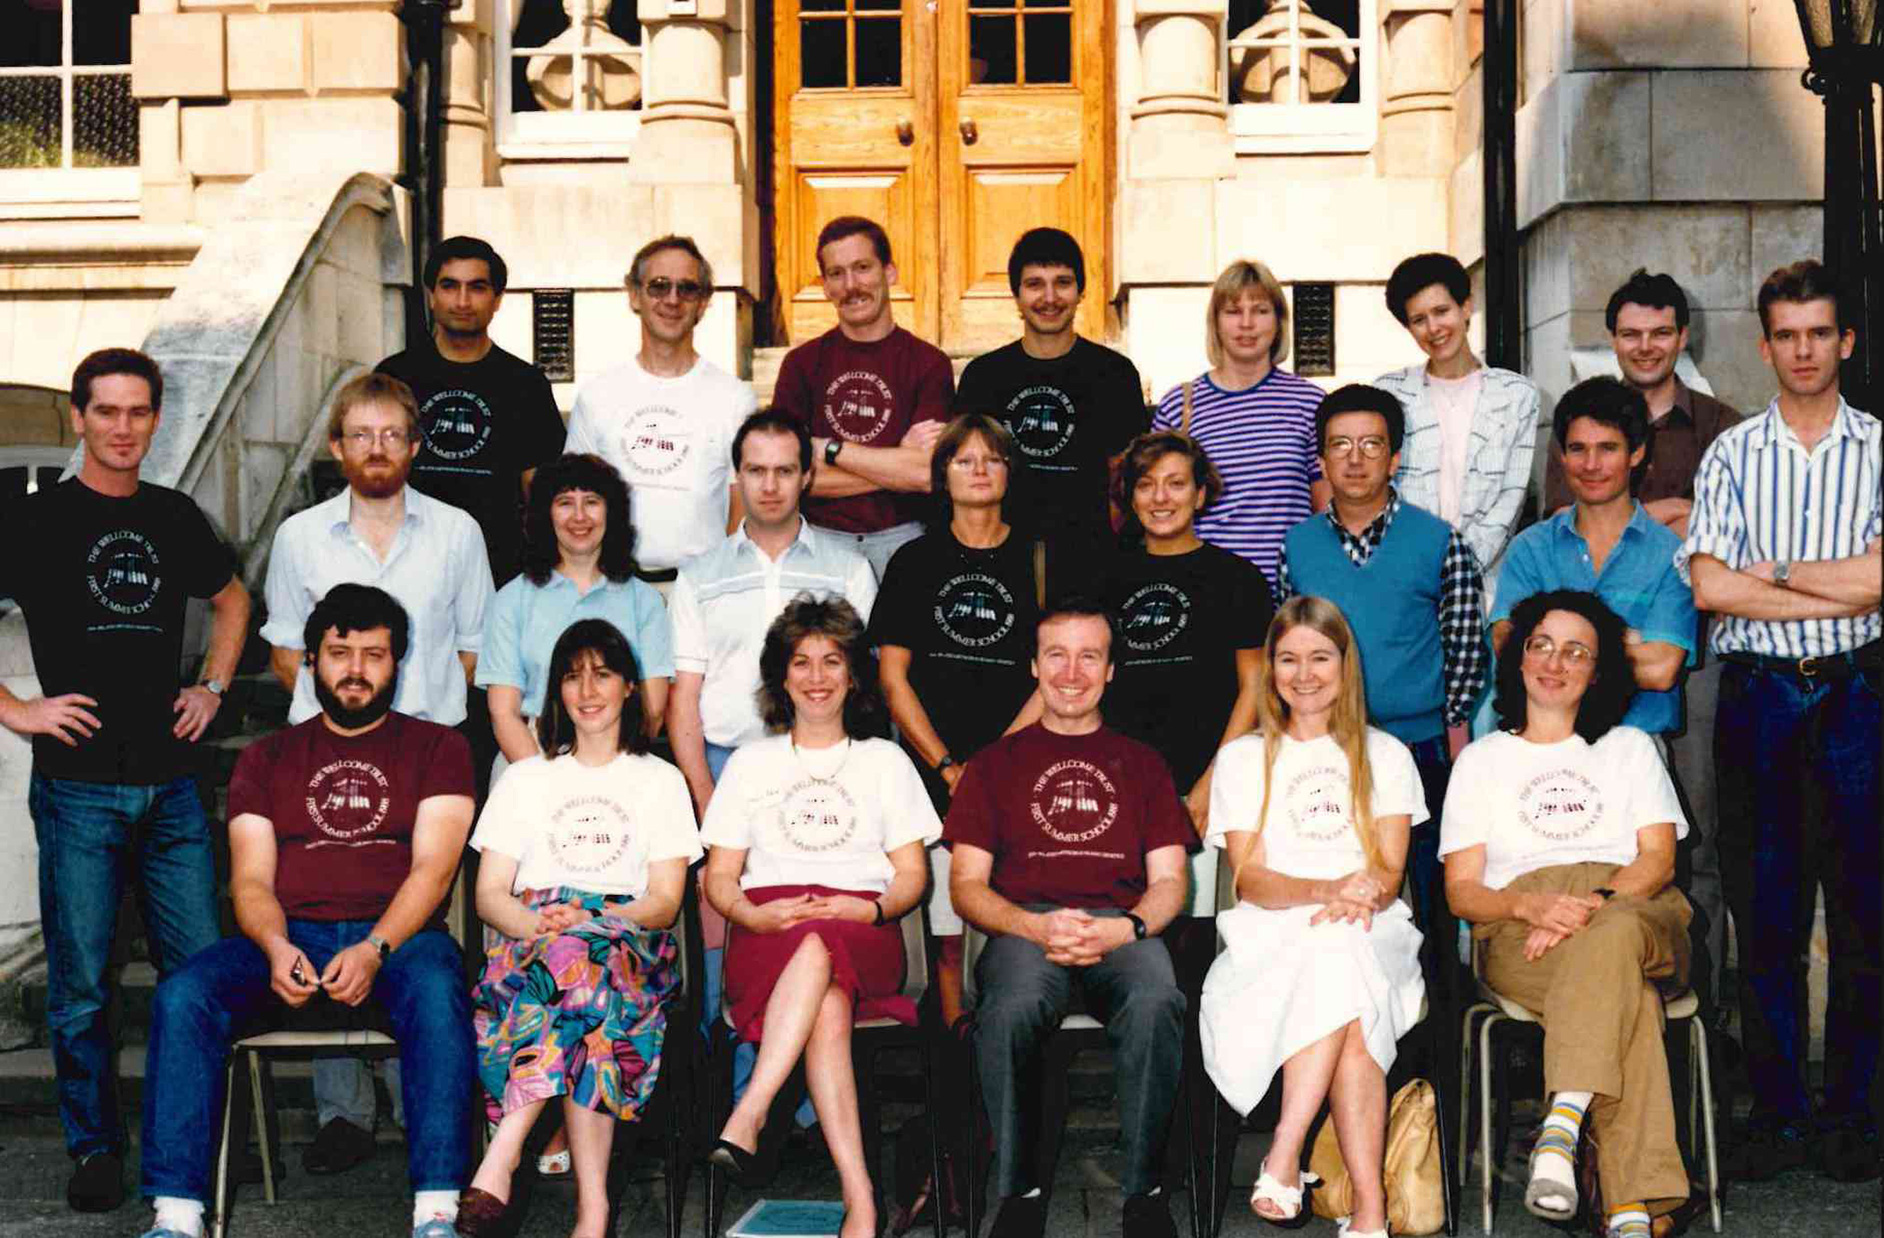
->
[227,712,475,922]
[773,325,955,533]
[943,724,1195,911]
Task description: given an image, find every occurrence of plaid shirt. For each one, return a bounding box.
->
[1276,489,1489,726]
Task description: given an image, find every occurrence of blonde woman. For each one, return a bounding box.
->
[1199,597,1427,1238]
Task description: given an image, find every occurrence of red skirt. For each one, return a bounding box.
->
[723,884,914,1042]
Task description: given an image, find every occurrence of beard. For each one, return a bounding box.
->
[314,671,399,730]
[342,453,412,500]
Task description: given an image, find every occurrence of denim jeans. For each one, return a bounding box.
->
[1715,662,1881,1123]
[139,921,474,1202]
[28,772,221,1160]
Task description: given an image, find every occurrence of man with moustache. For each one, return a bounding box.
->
[1679,260,1882,1182]
[259,371,492,1172]
[132,584,477,1238]
[945,600,1194,1238]
[773,215,954,579]
[956,229,1146,593]
[0,348,251,1214]
[567,235,758,587]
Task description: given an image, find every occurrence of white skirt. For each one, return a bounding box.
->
[1200,899,1426,1116]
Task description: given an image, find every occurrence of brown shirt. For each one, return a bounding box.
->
[1544,379,1742,512]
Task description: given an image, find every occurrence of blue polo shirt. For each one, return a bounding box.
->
[1491,503,1696,734]
[476,570,675,718]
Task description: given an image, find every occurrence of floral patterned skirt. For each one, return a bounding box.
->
[472,886,680,1123]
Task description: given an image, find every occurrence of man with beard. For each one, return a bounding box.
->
[259,371,491,1172]
[955,229,1146,594]
[0,348,250,1214]
[132,584,477,1238]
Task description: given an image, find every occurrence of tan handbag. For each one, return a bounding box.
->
[1308,1078,1446,1235]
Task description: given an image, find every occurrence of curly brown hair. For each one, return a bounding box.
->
[755,596,889,738]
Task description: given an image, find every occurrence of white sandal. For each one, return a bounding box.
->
[1336,1216,1388,1238]
[536,1148,572,1177]
[1249,1163,1320,1228]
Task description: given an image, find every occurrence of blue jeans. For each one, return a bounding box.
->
[1715,662,1881,1123]
[139,920,475,1202]
[29,773,220,1160]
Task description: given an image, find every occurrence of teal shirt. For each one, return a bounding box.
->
[1491,503,1696,734]
[476,570,675,716]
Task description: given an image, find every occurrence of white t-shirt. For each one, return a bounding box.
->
[566,355,759,571]
[1427,367,1484,526]
[1207,728,1429,882]
[471,751,704,896]
[699,735,941,892]
[1438,726,1687,891]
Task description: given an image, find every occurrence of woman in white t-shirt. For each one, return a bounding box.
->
[1199,597,1425,1238]
[1440,589,1692,1238]
[700,597,940,1238]
[459,619,703,1238]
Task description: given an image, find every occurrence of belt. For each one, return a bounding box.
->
[636,567,678,584]
[1721,640,1882,681]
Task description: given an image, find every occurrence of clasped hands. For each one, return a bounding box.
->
[1309,870,1384,930]
[1517,891,1607,961]
[267,939,381,1008]
[1036,908,1131,966]
[741,892,879,933]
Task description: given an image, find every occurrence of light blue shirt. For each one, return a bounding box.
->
[475,570,675,717]
[1493,502,1696,734]
[261,487,493,726]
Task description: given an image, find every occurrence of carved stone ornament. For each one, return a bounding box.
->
[525,0,642,111]
[1229,0,1358,104]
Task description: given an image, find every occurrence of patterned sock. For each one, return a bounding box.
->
[413,1189,459,1227]
[1531,1090,1593,1211]
[152,1196,205,1238]
[1606,1202,1651,1238]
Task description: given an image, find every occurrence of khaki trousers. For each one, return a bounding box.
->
[1478,862,1692,1213]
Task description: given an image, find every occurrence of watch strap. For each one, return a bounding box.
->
[199,678,225,696]
[824,438,843,466]
[871,899,886,926]
[1124,912,1147,941]
[367,933,391,960]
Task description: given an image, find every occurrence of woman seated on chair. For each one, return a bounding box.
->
[1440,588,1691,1238]
[459,618,703,1238]
[700,596,940,1238]
[1199,596,1427,1238]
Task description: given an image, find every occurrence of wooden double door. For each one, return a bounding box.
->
[771,0,1110,352]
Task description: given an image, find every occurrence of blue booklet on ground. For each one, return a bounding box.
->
[726,1199,847,1238]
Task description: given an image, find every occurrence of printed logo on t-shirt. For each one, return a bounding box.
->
[1029,759,1120,844]
[1006,385,1077,461]
[618,406,693,479]
[779,778,860,852]
[84,530,162,616]
[549,795,634,874]
[1119,582,1191,652]
[1517,768,1604,842]
[304,759,393,845]
[1284,763,1352,841]
[934,572,1017,649]
[822,371,896,443]
[418,388,494,462]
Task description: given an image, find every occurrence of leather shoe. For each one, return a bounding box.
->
[67,1151,124,1213]
[454,1186,511,1238]
[302,1116,375,1176]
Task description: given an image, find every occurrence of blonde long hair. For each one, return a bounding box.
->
[1234,597,1384,885]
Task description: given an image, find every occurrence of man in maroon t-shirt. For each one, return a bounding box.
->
[946,600,1193,1238]
[772,215,955,579]
[134,585,477,1238]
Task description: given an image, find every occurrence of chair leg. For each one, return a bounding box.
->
[1690,1019,1722,1233]
[917,1030,947,1238]
[1458,1007,1477,1191]
[212,1053,238,1238]
[1478,1014,1501,1235]
[1431,1069,1458,1237]
[963,1028,983,1238]
[248,1051,276,1206]
[1179,1055,1205,1238]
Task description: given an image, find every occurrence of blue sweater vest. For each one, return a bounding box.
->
[1282,504,1452,744]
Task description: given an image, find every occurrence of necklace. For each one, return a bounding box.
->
[791,736,854,783]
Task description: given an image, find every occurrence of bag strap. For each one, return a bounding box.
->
[1181,380,1195,437]
[1033,538,1048,611]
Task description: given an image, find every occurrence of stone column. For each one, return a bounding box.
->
[1381,0,1456,176]
[444,0,497,187]
[1129,0,1235,179]
[632,0,739,183]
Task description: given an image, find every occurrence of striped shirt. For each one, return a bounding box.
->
[1151,368,1325,584]
[1675,397,1882,658]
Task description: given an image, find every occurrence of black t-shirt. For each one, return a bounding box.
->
[954,337,1147,547]
[377,342,566,586]
[2,479,236,784]
[1100,543,1273,793]
[867,529,1039,790]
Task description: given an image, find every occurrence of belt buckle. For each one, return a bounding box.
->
[1797,655,1823,678]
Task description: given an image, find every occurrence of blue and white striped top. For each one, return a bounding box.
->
[1151,368,1325,585]
[1676,397,1882,658]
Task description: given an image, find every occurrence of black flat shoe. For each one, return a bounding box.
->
[706,1137,764,1186]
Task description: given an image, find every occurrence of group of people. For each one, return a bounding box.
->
[0,207,1875,1238]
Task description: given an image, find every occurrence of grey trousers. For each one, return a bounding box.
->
[974,922,1186,1197]
[1667,660,1727,1007]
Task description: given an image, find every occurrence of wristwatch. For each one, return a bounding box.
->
[1124,912,1148,941]
[936,754,957,774]
[1592,888,1617,902]
[199,678,225,696]
[1774,560,1793,589]
[367,933,392,961]
[824,438,844,466]
[871,899,886,926]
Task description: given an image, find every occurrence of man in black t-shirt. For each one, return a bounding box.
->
[955,229,1147,595]
[0,348,251,1214]
[376,235,566,589]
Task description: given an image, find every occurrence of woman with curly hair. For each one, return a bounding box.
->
[700,596,940,1238]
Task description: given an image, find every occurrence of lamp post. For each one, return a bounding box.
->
[1793,0,1883,407]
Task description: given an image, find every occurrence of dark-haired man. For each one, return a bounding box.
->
[955,228,1147,593]
[567,235,758,581]
[773,215,955,579]
[1679,260,1881,1181]
[376,235,566,589]
[946,601,1194,1238]
[134,584,477,1238]
[0,348,251,1213]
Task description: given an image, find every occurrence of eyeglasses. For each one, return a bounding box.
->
[1522,634,1595,667]
[1324,436,1391,460]
[948,454,1010,471]
[640,277,708,302]
[342,428,412,450]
